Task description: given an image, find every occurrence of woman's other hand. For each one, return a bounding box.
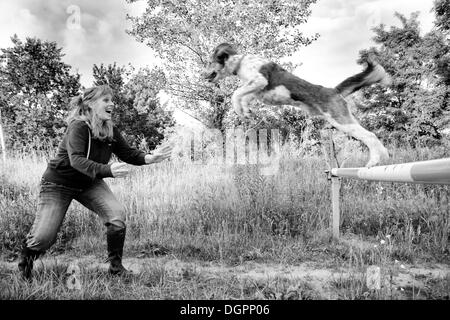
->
[145,145,172,164]
[110,162,130,178]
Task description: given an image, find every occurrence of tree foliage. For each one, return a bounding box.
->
[433,0,450,85]
[0,35,81,150]
[93,63,175,150]
[126,0,318,133]
[355,12,450,147]
[434,0,450,33]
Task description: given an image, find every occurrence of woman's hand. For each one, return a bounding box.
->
[145,145,173,164]
[110,162,130,178]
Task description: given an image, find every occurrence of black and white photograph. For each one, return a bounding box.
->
[0,0,449,308]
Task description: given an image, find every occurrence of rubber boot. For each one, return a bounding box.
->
[106,224,131,276]
[18,241,42,280]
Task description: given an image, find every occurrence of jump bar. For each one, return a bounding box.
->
[330,158,450,185]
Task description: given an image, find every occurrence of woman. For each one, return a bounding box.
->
[18,84,172,279]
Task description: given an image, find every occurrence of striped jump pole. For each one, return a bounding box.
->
[326,158,450,239]
[331,158,450,185]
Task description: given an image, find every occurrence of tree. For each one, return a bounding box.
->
[0,35,81,150]
[434,0,450,33]
[433,0,450,85]
[126,0,318,133]
[354,12,450,147]
[93,63,175,149]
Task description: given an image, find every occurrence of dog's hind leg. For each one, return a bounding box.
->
[324,115,389,168]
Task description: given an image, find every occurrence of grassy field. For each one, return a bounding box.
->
[0,140,449,300]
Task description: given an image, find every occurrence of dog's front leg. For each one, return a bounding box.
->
[240,94,256,118]
[232,77,267,120]
[232,92,255,119]
[231,90,246,118]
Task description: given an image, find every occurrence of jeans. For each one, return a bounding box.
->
[26,178,126,252]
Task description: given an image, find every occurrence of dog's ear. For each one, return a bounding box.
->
[213,43,237,65]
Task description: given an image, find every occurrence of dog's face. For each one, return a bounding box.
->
[203,61,227,83]
[203,43,237,83]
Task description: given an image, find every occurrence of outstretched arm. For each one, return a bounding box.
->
[144,145,172,164]
[108,145,172,179]
[111,127,146,165]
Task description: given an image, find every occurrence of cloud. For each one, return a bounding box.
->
[0,0,437,91]
[0,0,157,87]
[293,0,436,87]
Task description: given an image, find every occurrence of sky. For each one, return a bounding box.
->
[0,0,155,86]
[0,0,437,126]
[295,0,436,87]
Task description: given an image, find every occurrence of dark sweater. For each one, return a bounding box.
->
[43,120,146,189]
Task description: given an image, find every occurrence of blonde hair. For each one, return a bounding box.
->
[66,85,114,141]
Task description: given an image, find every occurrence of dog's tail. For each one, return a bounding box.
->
[335,55,391,97]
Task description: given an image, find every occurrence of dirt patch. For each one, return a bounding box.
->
[2,254,448,299]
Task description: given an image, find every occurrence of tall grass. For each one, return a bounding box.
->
[1,140,449,264]
[1,139,449,300]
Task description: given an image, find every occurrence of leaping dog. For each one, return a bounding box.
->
[203,43,391,167]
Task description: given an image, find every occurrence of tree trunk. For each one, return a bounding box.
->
[210,95,227,133]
